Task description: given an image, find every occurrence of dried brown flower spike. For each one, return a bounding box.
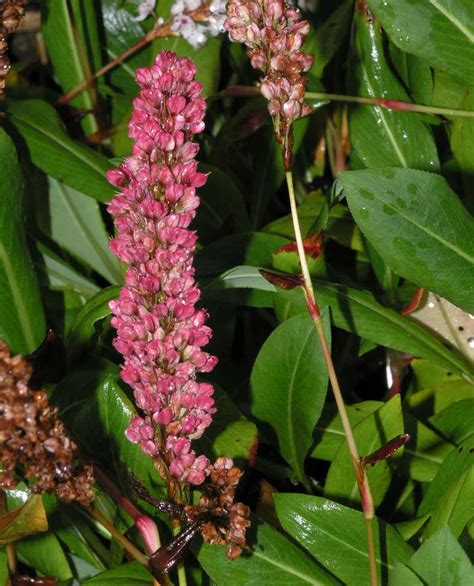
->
[0,340,94,506]
[186,457,251,559]
[0,0,26,99]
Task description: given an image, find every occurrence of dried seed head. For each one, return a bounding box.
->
[185,457,250,559]
[0,0,26,99]
[0,340,94,506]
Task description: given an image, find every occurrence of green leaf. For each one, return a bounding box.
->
[196,387,258,466]
[195,164,250,244]
[395,514,431,541]
[35,241,100,298]
[42,0,101,134]
[196,515,339,585]
[264,191,364,252]
[197,234,289,278]
[408,526,473,586]
[399,413,452,482]
[424,465,474,539]
[311,401,382,461]
[6,489,72,581]
[418,442,474,516]
[305,0,353,79]
[0,549,7,586]
[324,396,404,508]
[389,45,434,107]
[0,128,45,353]
[100,0,152,101]
[55,509,104,571]
[83,562,152,585]
[274,494,413,586]
[451,89,474,176]
[340,167,474,313]
[365,0,474,86]
[66,286,119,362]
[388,563,424,586]
[250,117,309,229]
[7,100,114,202]
[52,361,164,503]
[250,312,330,486]
[38,178,121,283]
[16,532,73,581]
[429,399,474,445]
[348,7,439,171]
[212,267,472,376]
[0,496,48,545]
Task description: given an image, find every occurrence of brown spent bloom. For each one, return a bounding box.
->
[0,340,94,506]
[185,456,251,559]
[225,0,313,168]
[0,0,26,99]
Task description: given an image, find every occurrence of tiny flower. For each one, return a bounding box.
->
[135,0,156,22]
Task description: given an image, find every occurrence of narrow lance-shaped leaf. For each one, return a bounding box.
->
[42,0,102,135]
[210,266,473,377]
[348,5,439,171]
[251,312,330,486]
[40,178,122,284]
[0,128,46,353]
[7,100,114,202]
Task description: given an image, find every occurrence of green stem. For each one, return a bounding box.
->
[305,91,474,118]
[88,506,149,567]
[173,524,188,586]
[285,170,378,586]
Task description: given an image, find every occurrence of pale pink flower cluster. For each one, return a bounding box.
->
[225,0,313,166]
[107,51,218,486]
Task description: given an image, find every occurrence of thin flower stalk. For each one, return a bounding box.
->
[225,2,378,584]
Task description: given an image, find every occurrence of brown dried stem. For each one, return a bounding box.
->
[58,1,214,106]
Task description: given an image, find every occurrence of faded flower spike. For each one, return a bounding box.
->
[0,341,94,506]
[0,0,26,100]
[107,51,217,487]
[225,0,313,167]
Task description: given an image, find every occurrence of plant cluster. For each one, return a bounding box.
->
[0,0,472,585]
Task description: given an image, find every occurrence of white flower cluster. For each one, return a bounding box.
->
[135,0,156,21]
[171,0,227,49]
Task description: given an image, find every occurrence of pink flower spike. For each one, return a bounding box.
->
[107,51,217,486]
